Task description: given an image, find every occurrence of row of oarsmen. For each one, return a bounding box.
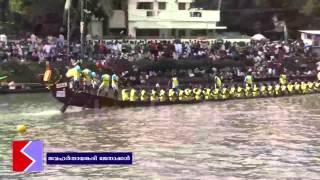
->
[121,81,320,102]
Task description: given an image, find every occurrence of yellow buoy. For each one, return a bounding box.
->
[16,125,27,133]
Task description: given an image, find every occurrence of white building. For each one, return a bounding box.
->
[300,30,320,46]
[108,0,226,38]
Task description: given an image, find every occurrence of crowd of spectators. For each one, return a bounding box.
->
[0,33,318,87]
[0,33,314,63]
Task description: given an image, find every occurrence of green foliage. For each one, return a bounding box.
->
[302,0,320,16]
[0,62,45,83]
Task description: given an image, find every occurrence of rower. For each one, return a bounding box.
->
[150,88,158,102]
[91,72,98,90]
[220,86,228,100]
[245,84,252,98]
[212,88,220,100]
[229,85,236,99]
[244,72,254,88]
[252,84,259,97]
[184,88,193,101]
[121,89,130,101]
[168,89,177,102]
[301,81,307,94]
[140,89,149,102]
[294,81,301,94]
[280,82,287,95]
[235,85,243,99]
[260,83,268,97]
[159,89,167,102]
[71,65,81,91]
[274,83,281,96]
[203,88,212,100]
[178,89,185,101]
[82,68,92,92]
[97,73,110,96]
[267,83,274,97]
[194,87,203,101]
[287,81,294,95]
[130,88,138,102]
[307,81,314,93]
[111,73,119,97]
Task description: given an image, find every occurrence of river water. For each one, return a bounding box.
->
[1,93,320,179]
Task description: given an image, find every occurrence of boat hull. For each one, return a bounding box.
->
[52,82,205,108]
[51,81,319,109]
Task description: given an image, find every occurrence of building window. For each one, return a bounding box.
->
[146,11,154,17]
[178,3,186,10]
[190,12,202,17]
[158,2,166,10]
[137,2,153,10]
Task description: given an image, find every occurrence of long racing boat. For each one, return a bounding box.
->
[43,62,319,113]
[49,79,320,113]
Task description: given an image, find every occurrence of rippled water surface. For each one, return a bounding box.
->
[1,93,320,179]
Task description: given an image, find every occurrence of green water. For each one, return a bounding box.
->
[1,93,320,179]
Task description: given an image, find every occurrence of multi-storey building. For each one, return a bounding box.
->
[106,0,226,38]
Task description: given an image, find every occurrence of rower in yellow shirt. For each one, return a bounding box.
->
[259,83,268,97]
[252,84,259,97]
[121,89,130,101]
[235,85,244,99]
[168,89,177,102]
[151,89,159,102]
[130,88,138,102]
[287,81,294,95]
[159,89,167,102]
[140,89,149,102]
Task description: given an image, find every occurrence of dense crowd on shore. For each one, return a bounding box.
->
[1,33,319,87]
[0,34,314,62]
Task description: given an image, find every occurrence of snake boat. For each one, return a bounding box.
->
[48,78,319,113]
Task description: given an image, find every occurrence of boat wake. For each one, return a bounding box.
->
[21,110,61,117]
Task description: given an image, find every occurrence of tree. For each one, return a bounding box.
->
[64,0,113,23]
[0,0,9,22]
[64,0,114,38]
[303,0,320,17]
